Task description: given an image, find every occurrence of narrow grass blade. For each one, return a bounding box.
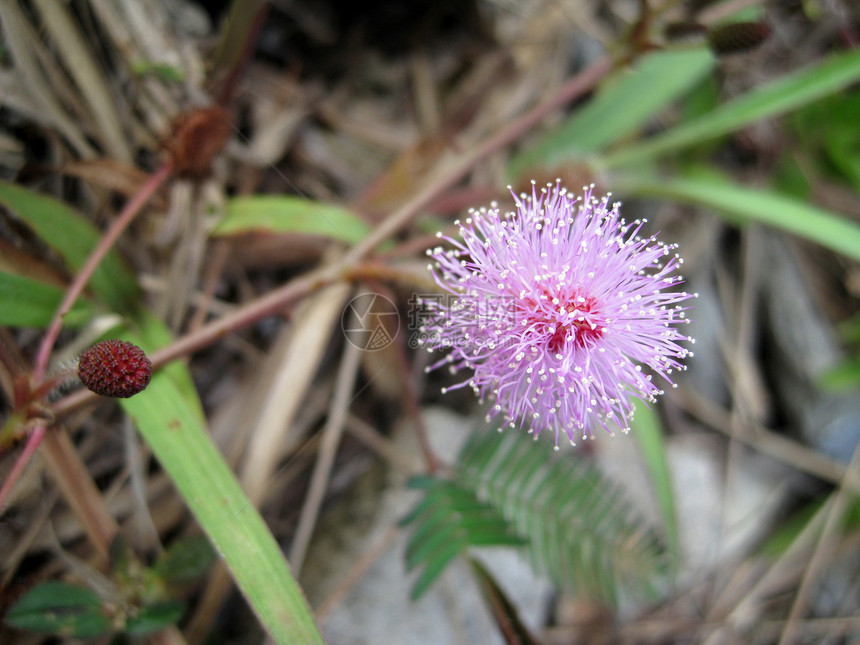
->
[509,48,715,177]
[118,315,323,644]
[630,400,680,568]
[621,173,860,262]
[604,47,860,168]
[0,181,138,311]
[467,556,544,645]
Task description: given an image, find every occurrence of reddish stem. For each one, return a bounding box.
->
[0,423,46,512]
[216,2,270,105]
[34,161,174,383]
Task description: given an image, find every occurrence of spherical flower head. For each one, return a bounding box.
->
[77,340,152,398]
[422,181,696,447]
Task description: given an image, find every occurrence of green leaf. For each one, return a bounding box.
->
[4,581,111,639]
[153,535,216,586]
[212,195,372,245]
[603,47,860,168]
[457,429,668,605]
[630,400,680,568]
[772,154,812,200]
[401,479,524,599]
[757,494,860,559]
[116,315,323,644]
[619,172,860,263]
[410,538,464,600]
[509,48,715,178]
[0,271,95,327]
[406,521,467,572]
[124,601,185,635]
[0,181,139,311]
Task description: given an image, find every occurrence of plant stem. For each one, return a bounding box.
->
[0,422,46,513]
[34,161,174,383]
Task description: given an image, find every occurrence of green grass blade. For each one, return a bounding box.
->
[604,47,860,168]
[0,271,95,327]
[212,195,371,245]
[0,181,139,311]
[509,48,715,178]
[630,400,680,568]
[117,317,322,644]
[620,172,860,262]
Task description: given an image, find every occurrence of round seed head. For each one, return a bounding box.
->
[77,340,152,398]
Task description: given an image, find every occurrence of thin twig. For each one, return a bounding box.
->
[0,422,46,513]
[345,414,418,474]
[382,281,440,473]
[34,161,173,383]
[676,389,857,494]
[314,525,400,622]
[343,56,616,263]
[289,341,363,573]
[187,239,231,332]
[778,446,860,645]
[41,428,119,558]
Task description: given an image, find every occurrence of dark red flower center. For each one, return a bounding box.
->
[519,288,605,354]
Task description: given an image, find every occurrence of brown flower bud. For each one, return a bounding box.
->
[165,106,233,179]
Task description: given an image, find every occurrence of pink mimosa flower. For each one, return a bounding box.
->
[422,182,695,447]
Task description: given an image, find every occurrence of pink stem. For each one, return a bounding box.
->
[0,423,46,512]
[33,161,174,383]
